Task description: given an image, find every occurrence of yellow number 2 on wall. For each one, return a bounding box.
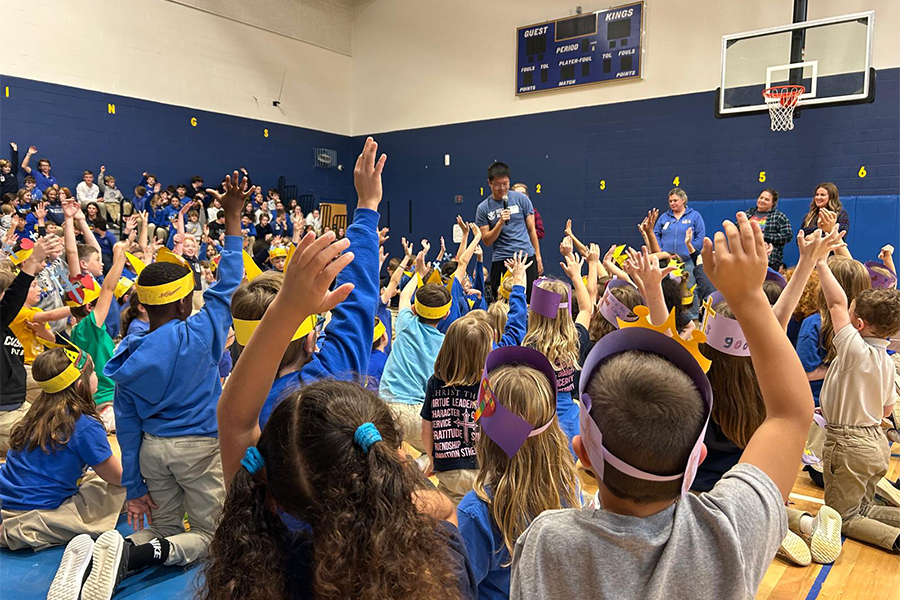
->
[190,117,197,127]
[263,128,269,138]
[535,184,542,194]
[858,166,867,178]
[758,171,766,183]
[599,180,606,190]
[672,176,680,186]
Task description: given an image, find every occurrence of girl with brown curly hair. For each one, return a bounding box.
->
[205,228,476,600]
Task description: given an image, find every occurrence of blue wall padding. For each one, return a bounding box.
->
[1,69,897,277]
[0,75,354,204]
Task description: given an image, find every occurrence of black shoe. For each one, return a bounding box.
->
[804,465,824,488]
[80,530,130,600]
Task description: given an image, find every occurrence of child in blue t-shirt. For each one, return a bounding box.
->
[0,347,125,552]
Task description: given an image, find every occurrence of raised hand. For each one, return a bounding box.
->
[439,236,446,256]
[468,222,482,241]
[420,239,431,256]
[379,245,388,269]
[456,215,468,231]
[401,236,414,258]
[27,146,37,156]
[100,165,106,173]
[565,219,573,237]
[415,249,428,279]
[473,243,483,262]
[560,252,585,281]
[33,202,47,223]
[559,236,573,258]
[646,208,659,229]
[817,207,837,233]
[9,142,17,152]
[206,170,252,215]
[27,234,64,267]
[282,231,356,317]
[623,245,675,298]
[586,243,601,264]
[503,250,532,288]
[353,137,387,210]
[684,227,694,252]
[879,244,894,262]
[378,227,390,245]
[700,212,768,305]
[62,200,80,220]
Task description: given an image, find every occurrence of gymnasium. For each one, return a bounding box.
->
[0,1,898,599]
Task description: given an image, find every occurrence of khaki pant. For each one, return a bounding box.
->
[24,364,42,403]
[823,425,900,550]
[0,472,126,551]
[0,402,31,458]
[147,223,169,244]
[128,433,225,566]
[806,419,826,462]
[435,468,477,506]
[387,401,425,453]
[103,200,133,224]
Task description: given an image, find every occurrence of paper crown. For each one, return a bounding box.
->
[765,267,787,289]
[530,278,571,319]
[599,278,640,328]
[417,269,443,288]
[476,346,559,459]
[209,254,221,273]
[865,261,897,289]
[498,270,512,300]
[233,314,316,347]
[156,247,189,268]
[135,252,194,306]
[114,277,135,299]
[612,244,627,267]
[268,246,288,260]
[619,305,711,373]
[7,243,33,266]
[700,292,750,357]
[681,283,697,306]
[36,341,89,394]
[578,310,714,496]
[243,250,263,282]
[65,274,101,307]
[414,294,452,320]
[125,252,146,276]
[373,317,386,343]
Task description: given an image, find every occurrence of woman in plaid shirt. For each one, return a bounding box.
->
[747,188,792,270]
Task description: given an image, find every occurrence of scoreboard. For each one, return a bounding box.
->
[516,1,645,95]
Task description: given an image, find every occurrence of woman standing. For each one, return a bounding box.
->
[747,188,792,270]
[800,182,849,236]
[652,187,706,258]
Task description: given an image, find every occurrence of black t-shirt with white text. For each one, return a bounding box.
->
[420,376,479,472]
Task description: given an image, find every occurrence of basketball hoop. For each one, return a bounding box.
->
[762,85,805,132]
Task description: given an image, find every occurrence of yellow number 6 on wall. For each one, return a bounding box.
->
[858,166,867,178]
[190,117,198,127]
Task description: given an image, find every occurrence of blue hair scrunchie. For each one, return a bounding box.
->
[354,422,382,454]
[241,446,265,475]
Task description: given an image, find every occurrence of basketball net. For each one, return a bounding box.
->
[763,85,805,132]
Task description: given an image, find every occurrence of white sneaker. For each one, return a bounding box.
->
[809,506,843,564]
[776,530,811,566]
[81,530,129,600]
[99,405,116,433]
[47,534,94,600]
[876,477,900,507]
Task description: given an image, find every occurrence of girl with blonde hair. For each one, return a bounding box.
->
[457,347,580,599]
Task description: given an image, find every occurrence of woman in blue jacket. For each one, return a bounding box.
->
[653,187,706,258]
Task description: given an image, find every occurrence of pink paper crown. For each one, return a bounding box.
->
[700,292,751,357]
[599,278,640,328]
[865,261,897,290]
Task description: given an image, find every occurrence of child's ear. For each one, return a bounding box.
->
[573,435,591,469]
[303,330,316,355]
[698,443,708,466]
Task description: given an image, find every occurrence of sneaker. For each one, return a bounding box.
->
[809,505,843,564]
[876,477,900,507]
[80,530,130,600]
[887,429,900,444]
[776,530,811,566]
[47,534,94,600]
[99,405,116,433]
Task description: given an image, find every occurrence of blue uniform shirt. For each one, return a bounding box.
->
[796,313,827,404]
[379,308,445,405]
[653,206,706,257]
[0,414,111,510]
[475,190,534,262]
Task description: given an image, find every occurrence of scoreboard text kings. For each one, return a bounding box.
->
[515,1,644,95]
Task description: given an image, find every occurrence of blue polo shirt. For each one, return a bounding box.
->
[33,170,58,193]
[475,190,534,262]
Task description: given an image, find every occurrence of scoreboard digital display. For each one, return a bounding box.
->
[516,1,644,95]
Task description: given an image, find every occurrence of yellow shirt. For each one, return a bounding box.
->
[10,306,49,365]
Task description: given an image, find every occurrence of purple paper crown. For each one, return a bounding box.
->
[865,261,898,290]
[765,267,787,289]
[476,346,559,459]
[578,327,713,496]
[599,278,640,328]
[700,292,751,357]
[530,278,572,319]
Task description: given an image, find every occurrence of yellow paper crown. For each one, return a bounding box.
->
[681,283,697,306]
[618,305,711,372]
[417,269,443,288]
[414,296,452,320]
[243,250,263,282]
[613,244,627,267]
[37,346,88,394]
[283,243,296,274]
[156,247,189,268]
[233,314,316,347]
[9,247,32,265]
[136,271,194,305]
[373,317,386,343]
[114,277,135,299]
[268,246,288,260]
[125,252,146,275]
[65,275,101,307]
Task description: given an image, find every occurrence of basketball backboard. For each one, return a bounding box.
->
[717,11,875,116]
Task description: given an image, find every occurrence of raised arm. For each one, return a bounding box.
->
[561,253,591,329]
[879,245,896,281]
[92,242,128,327]
[217,232,355,484]
[639,209,662,255]
[602,244,634,285]
[20,145,36,174]
[454,223,483,282]
[455,216,470,260]
[773,229,845,330]
[399,265,419,311]
[62,201,82,275]
[816,256,852,334]
[565,219,589,257]
[623,246,674,328]
[702,212,814,501]
[585,243,602,306]
[381,239,413,306]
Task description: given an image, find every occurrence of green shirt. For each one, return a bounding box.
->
[70,311,116,405]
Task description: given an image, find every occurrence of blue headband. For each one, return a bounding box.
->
[241,446,265,475]
[354,423,382,453]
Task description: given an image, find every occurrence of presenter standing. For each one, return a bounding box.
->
[476,162,543,299]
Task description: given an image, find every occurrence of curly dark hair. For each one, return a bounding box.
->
[199,380,462,600]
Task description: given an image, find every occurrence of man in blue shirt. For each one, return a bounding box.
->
[475,162,542,300]
[20,146,58,193]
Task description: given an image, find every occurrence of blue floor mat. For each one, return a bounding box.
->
[0,516,199,599]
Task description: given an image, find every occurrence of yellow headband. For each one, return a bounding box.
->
[233,314,316,347]
[114,277,134,299]
[373,318,386,342]
[136,271,194,305]
[37,349,88,394]
[414,297,452,320]
[682,283,697,305]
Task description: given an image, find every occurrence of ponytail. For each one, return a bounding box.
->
[198,456,288,600]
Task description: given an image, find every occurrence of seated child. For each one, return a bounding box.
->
[457,346,580,598]
[510,213,815,599]
[0,346,125,553]
[817,259,900,552]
